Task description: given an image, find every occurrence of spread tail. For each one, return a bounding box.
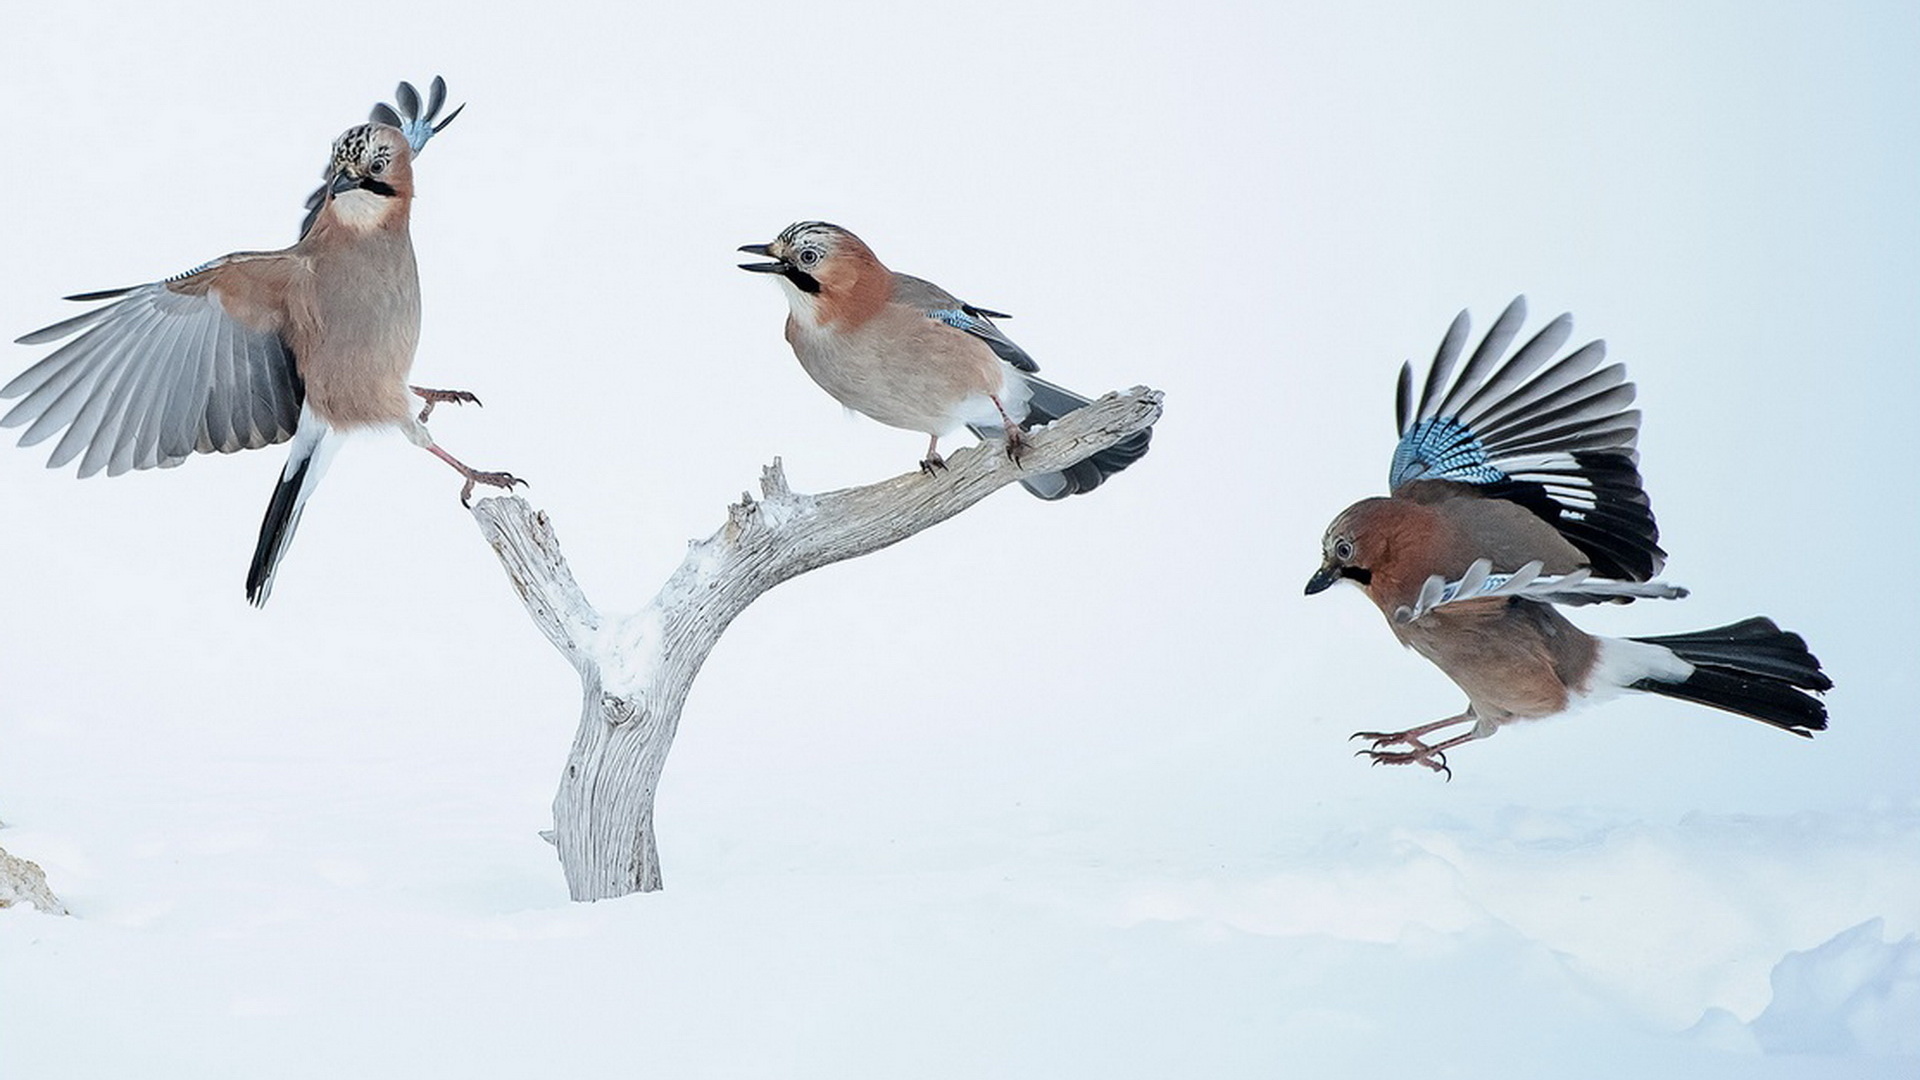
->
[971,376,1153,500]
[1628,617,1831,736]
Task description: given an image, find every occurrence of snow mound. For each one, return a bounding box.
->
[1750,919,1920,1056]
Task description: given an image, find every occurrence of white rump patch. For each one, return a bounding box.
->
[1579,636,1695,705]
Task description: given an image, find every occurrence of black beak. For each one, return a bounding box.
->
[327,169,358,198]
[1304,564,1342,596]
[737,243,786,274]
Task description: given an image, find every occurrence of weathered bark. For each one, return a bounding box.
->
[472,386,1162,900]
[0,845,67,916]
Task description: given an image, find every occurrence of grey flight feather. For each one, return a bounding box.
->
[2,264,301,477]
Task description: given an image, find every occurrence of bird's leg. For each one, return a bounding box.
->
[410,385,483,425]
[991,395,1027,465]
[1351,711,1486,779]
[920,434,947,476]
[425,443,526,508]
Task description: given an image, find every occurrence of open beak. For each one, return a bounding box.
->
[1304,563,1342,596]
[737,243,786,274]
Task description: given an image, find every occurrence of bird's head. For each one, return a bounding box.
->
[738,221,881,313]
[320,123,414,229]
[1306,498,1398,596]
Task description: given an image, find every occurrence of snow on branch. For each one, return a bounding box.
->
[472,386,1163,900]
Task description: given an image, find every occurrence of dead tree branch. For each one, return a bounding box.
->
[472,386,1163,900]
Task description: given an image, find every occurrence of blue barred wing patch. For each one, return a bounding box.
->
[927,308,985,333]
[925,305,1038,372]
[1389,416,1507,489]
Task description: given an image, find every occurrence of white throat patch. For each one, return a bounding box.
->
[775,276,824,324]
[328,187,394,232]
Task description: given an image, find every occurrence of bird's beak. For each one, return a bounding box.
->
[737,243,786,274]
[1304,563,1342,596]
[326,169,358,198]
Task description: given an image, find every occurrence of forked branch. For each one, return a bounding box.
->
[472,387,1163,900]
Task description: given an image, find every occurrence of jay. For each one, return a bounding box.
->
[2,78,520,607]
[1306,297,1830,776]
[739,221,1151,499]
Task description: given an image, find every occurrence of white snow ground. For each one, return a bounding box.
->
[4,2,1918,1076]
[4,700,1918,1077]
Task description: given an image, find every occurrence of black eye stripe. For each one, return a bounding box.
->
[1340,566,1372,585]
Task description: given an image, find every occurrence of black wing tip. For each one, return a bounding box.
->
[61,286,137,303]
[1478,449,1666,583]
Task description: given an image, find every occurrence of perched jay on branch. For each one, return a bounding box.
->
[1307,297,1830,776]
[740,221,1151,500]
[3,78,520,607]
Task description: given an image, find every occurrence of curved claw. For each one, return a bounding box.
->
[457,472,526,509]
[1003,427,1028,466]
[1355,743,1452,779]
[411,386,483,424]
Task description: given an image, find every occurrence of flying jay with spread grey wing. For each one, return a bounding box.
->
[2,78,520,607]
[739,221,1151,500]
[1305,297,1830,776]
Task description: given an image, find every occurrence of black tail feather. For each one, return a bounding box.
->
[1629,617,1831,735]
[1018,378,1153,500]
[245,454,311,607]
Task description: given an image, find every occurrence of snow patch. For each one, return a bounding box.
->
[597,607,666,697]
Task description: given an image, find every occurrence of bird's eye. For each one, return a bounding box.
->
[798,248,821,267]
[371,160,386,174]
[1333,538,1355,562]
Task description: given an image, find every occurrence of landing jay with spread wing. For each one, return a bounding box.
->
[2,78,520,606]
[1306,297,1830,775]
